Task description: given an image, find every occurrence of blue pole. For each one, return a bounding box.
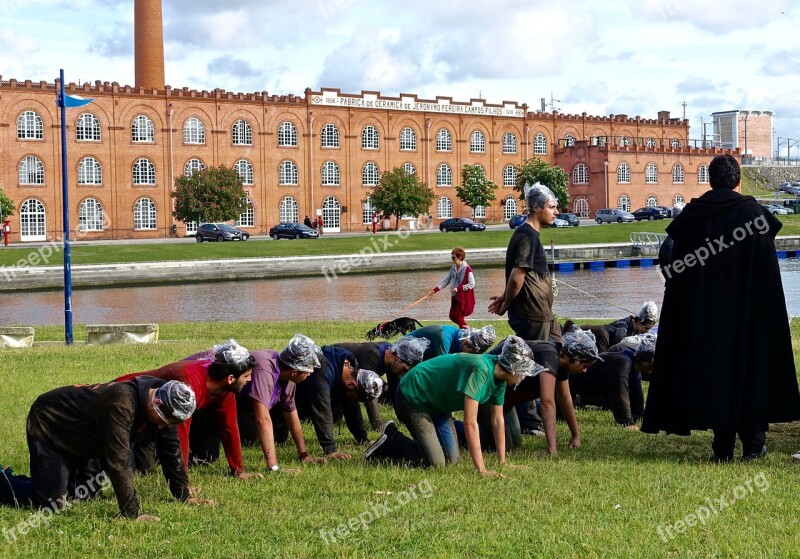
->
[58,69,73,345]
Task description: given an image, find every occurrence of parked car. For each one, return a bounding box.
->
[268,222,319,240]
[440,217,486,232]
[557,213,580,226]
[195,223,250,242]
[763,204,792,215]
[508,214,528,229]
[549,217,569,228]
[779,181,791,192]
[595,208,635,223]
[632,207,670,221]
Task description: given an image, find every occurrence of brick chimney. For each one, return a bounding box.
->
[134,0,165,89]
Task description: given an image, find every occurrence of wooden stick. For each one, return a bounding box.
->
[396,293,432,316]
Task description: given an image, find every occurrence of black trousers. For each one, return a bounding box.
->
[712,430,766,459]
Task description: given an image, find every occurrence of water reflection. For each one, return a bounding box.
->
[1,259,798,326]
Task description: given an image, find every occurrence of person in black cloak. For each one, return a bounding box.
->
[641,154,800,461]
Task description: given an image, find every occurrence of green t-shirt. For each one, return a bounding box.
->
[398,353,507,414]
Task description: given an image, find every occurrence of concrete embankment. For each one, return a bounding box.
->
[1,238,799,291]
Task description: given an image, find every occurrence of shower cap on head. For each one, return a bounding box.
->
[154,380,196,423]
[524,182,557,210]
[392,336,429,366]
[213,339,253,370]
[637,301,658,324]
[498,335,546,378]
[279,334,323,372]
[459,325,496,353]
[357,369,384,400]
[562,326,604,362]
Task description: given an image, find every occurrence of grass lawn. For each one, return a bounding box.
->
[2,216,799,268]
[1,320,799,558]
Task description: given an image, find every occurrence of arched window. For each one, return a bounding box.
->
[133,197,157,229]
[78,198,104,232]
[362,162,380,186]
[19,198,46,241]
[437,163,452,186]
[183,117,205,144]
[131,115,154,142]
[19,156,45,185]
[279,197,299,223]
[534,132,547,155]
[322,196,341,231]
[564,134,575,147]
[78,157,102,185]
[76,113,100,141]
[645,138,656,148]
[236,198,254,227]
[646,195,659,208]
[278,121,298,147]
[672,163,684,184]
[504,132,518,154]
[133,158,156,185]
[618,194,631,212]
[698,164,709,184]
[573,196,590,218]
[232,119,252,145]
[671,139,681,148]
[473,205,486,218]
[17,111,43,140]
[322,161,341,185]
[617,162,630,183]
[572,163,589,184]
[436,129,452,151]
[362,125,379,149]
[503,196,517,220]
[619,135,630,147]
[235,159,253,185]
[673,194,685,207]
[400,127,417,151]
[184,158,205,177]
[503,165,517,187]
[437,197,452,218]
[279,160,298,185]
[645,162,658,183]
[362,197,375,224]
[320,123,339,148]
[403,162,416,176]
[470,130,485,153]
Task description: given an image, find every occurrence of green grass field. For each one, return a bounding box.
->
[1,320,799,558]
[1,216,799,269]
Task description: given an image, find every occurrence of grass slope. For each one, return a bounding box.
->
[0,320,799,558]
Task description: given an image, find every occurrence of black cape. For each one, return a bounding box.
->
[642,189,800,435]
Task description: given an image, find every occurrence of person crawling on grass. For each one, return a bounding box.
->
[294,345,385,460]
[185,334,328,472]
[116,340,261,480]
[333,335,430,428]
[364,336,541,477]
[404,324,496,361]
[563,301,658,354]
[14,379,208,521]
[471,326,601,454]
[569,334,656,430]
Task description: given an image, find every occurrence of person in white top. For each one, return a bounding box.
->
[429,247,475,329]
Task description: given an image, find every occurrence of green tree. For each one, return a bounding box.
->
[514,157,570,210]
[366,167,436,229]
[455,164,497,218]
[171,165,248,224]
[0,189,14,220]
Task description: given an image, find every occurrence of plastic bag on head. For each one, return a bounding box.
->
[635,333,657,362]
[213,339,252,368]
[154,380,196,423]
[637,301,658,324]
[459,325,497,353]
[524,182,556,210]
[562,326,604,362]
[279,334,323,372]
[498,335,545,378]
[357,369,384,400]
[392,335,429,366]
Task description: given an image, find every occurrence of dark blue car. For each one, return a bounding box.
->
[508,214,527,229]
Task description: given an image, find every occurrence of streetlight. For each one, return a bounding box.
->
[57,69,93,345]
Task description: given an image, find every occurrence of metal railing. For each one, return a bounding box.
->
[630,232,667,249]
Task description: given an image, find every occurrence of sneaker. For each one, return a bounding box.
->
[791,451,800,461]
[741,444,767,462]
[364,421,396,460]
[521,427,546,437]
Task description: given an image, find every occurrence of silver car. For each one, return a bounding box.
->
[595,208,635,223]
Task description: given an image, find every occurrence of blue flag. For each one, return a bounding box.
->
[58,93,93,108]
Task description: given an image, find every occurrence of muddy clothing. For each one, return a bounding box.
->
[604,317,637,349]
[118,360,244,475]
[334,342,389,426]
[505,223,554,323]
[26,377,188,518]
[486,339,563,408]
[570,351,643,426]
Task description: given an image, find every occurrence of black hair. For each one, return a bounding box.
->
[708,154,740,190]
[208,355,256,381]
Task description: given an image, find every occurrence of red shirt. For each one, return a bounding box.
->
[116,360,245,475]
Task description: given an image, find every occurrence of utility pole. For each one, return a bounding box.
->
[681,99,687,120]
[741,113,749,165]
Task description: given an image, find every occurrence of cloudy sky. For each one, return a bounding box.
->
[2,0,799,153]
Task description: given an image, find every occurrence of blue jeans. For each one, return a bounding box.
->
[394,388,459,467]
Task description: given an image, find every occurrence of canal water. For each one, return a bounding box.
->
[1,258,798,326]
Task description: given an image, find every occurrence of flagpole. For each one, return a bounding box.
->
[58,69,73,345]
